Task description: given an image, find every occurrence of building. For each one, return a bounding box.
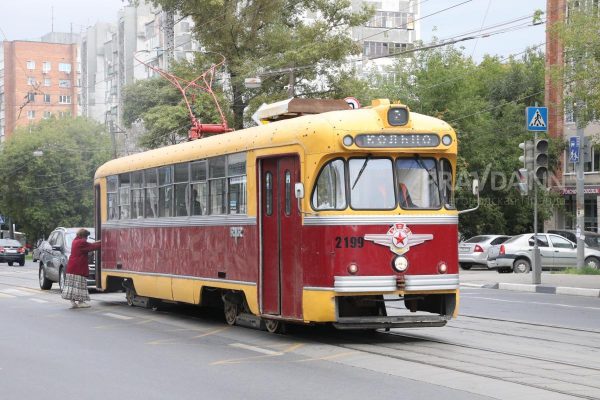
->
[0,37,79,141]
[545,0,600,232]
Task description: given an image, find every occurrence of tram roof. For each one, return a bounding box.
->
[95,99,455,179]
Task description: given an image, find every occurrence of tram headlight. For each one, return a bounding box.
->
[442,135,453,146]
[347,263,359,275]
[343,135,354,146]
[392,256,409,272]
[437,262,448,274]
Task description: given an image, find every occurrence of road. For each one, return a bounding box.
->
[1,261,599,400]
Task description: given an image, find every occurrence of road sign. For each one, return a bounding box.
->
[526,106,548,131]
[569,136,580,163]
[344,97,360,109]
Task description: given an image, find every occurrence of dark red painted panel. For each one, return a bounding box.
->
[261,158,280,314]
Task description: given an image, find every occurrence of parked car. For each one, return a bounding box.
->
[458,235,511,270]
[0,238,26,266]
[38,227,97,291]
[487,233,600,273]
[32,239,44,262]
[547,229,600,249]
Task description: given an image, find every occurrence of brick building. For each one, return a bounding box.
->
[0,39,78,141]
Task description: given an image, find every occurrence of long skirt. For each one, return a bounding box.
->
[61,273,90,302]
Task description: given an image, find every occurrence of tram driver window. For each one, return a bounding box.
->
[439,159,455,209]
[131,171,144,219]
[191,161,208,216]
[396,158,441,209]
[349,158,395,210]
[144,169,158,218]
[312,159,347,210]
[107,175,118,220]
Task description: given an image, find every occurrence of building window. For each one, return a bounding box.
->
[27,92,35,102]
[58,111,72,118]
[58,63,72,73]
[43,111,52,119]
[26,60,35,70]
[27,76,36,85]
[42,61,51,73]
[43,78,51,87]
[27,110,35,119]
[59,79,71,88]
[44,94,51,103]
[59,95,71,104]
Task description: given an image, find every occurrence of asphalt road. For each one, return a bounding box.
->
[1,261,599,400]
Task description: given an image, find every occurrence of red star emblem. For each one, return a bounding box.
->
[388,223,411,248]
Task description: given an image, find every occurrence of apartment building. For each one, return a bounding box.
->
[0,38,79,141]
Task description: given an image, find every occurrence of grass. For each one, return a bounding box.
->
[559,267,600,275]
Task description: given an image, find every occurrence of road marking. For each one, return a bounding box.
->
[29,298,48,304]
[191,326,230,339]
[0,293,15,299]
[0,288,32,297]
[103,312,133,320]
[296,351,355,363]
[466,296,600,311]
[229,343,283,356]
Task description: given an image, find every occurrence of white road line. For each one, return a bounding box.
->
[29,298,48,304]
[0,293,15,299]
[465,296,600,311]
[0,288,32,297]
[103,313,133,320]
[229,343,283,356]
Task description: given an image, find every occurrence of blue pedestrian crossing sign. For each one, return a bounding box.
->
[526,106,548,131]
[569,136,580,163]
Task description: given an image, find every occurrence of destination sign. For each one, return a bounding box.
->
[354,134,440,148]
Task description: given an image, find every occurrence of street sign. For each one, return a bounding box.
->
[526,106,548,131]
[569,136,580,163]
[344,97,360,109]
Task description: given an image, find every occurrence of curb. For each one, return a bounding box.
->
[460,282,600,298]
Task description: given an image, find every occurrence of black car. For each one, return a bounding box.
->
[38,227,96,291]
[547,229,600,249]
[0,239,26,266]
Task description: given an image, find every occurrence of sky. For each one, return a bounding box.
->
[0,0,547,63]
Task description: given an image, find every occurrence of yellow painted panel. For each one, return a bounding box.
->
[302,290,336,322]
[172,278,196,304]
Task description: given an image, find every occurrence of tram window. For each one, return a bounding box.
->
[144,169,158,218]
[312,159,347,210]
[131,171,144,219]
[158,166,173,217]
[396,158,441,209]
[210,179,227,215]
[228,153,246,176]
[265,172,273,216]
[118,173,131,219]
[106,175,118,220]
[174,163,190,217]
[191,160,207,181]
[349,158,395,210]
[191,182,208,215]
[439,159,455,209]
[229,176,247,214]
[209,156,226,179]
[285,171,291,215]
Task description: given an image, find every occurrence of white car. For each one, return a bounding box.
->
[458,235,510,270]
[487,233,600,273]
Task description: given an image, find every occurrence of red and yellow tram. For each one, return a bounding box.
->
[94,98,461,331]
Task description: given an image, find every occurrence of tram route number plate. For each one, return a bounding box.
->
[335,236,365,248]
[230,227,244,238]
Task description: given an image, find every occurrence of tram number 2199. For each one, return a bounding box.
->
[335,236,365,248]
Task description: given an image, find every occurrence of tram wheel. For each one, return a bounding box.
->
[224,300,238,326]
[264,319,285,334]
[125,288,135,306]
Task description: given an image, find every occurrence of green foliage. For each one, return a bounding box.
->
[561,266,600,275]
[0,118,112,243]
[152,0,373,129]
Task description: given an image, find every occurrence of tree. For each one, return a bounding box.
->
[0,118,112,243]
[152,0,373,129]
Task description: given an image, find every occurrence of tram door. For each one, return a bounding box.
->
[260,156,303,319]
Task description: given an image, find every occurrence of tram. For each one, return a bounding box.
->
[93,98,469,332]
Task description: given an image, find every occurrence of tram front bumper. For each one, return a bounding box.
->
[333,315,450,330]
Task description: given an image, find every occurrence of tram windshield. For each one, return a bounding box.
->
[312,157,448,210]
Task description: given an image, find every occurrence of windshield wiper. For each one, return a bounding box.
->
[352,154,372,190]
[414,154,441,197]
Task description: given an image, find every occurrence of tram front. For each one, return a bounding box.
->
[300,99,462,329]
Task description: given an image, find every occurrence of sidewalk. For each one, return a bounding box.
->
[460,270,600,298]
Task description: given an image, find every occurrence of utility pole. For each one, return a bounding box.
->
[576,105,585,268]
[164,9,175,72]
[287,68,295,98]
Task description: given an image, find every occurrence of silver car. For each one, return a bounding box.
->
[487,233,600,273]
[458,235,510,270]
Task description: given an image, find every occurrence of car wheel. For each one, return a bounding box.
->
[8,261,14,266]
[59,268,66,292]
[19,259,25,267]
[513,259,531,273]
[460,263,472,270]
[39,265,53,290]
[585,256,600,270]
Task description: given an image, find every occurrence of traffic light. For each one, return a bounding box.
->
[534,139,549,184]
[519,140,534,171]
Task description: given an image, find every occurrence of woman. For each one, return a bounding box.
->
[61,228,101,308]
